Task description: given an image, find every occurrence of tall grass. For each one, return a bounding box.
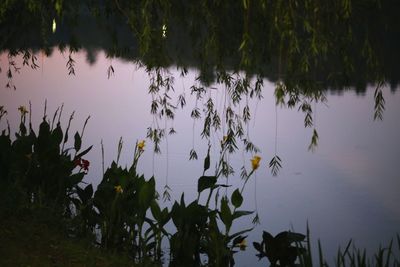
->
[295,225,400,267]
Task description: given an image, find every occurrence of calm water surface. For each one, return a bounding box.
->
[1,50,400,265]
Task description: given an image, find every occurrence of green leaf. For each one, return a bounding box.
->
[229,227,253,242]
[71,199,82,210]
[76,186,85,201]
[231,189,243,208]
[286,231,306,243]
[38,120,50,145]
[69,172,85,187]
[63,130,69,144]
[76,184,93,202]
[76,145,93,159]
[151,200,162,221]
[197,176,217,194]
[84,184,93,199]
[171,201,182,228]
[139,178,156,210]
[232,210,253,220]
[220,197,232,230]
[160,207,170,225]
[203,146,210,172]
[253,242,263,253]
[52,124,63,145]
[262,231,274,243]
[74,131,81,151]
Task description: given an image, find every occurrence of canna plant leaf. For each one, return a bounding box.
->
[74,131,81,151]
[198,176,217,194]
[231,189,243,208]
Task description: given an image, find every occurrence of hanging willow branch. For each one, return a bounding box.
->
[373,81,386,121]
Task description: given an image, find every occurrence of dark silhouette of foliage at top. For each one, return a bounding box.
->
[0,0,399,92]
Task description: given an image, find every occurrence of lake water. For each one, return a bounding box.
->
[1,50,400,265]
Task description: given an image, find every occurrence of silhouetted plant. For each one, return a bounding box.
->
[91,140,168,263]
[253,230,307,267]
[0,103,92,221]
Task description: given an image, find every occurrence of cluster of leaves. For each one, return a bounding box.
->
[253,227,400,267]
[73,135,259,266]
[146,68,176,154]
[90,162,166,263]
[170,145,261,266]
[0,104,91,218]
[0,104,261,266]
[275,81,326,154]
[373,81,386,121]
[1,0,397,93]
[103,0,394,92]
[253,230,307,266]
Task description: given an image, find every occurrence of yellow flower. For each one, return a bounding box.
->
[251,155,261,170]
[18,106,28,115]
[114,185,123,194]
[238,239,247,251]
[137,140,145,151]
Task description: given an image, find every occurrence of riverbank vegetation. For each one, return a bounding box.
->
[1,105,399,266]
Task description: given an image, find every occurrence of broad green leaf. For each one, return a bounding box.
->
[37,120,51,152]
[139,181,155,210]
[197,175,217,194]
[231,189,243,208]
[171,201,181,227]
[253,242,262,253]
[220,197,232,229]
[229,227,253,241]
[262,231,274,243]
[52,124,63,145]
[84,184,93,199]
[151,200,162,221]
[69,172,85,187]
[74,131,81,151]
[285,231,306,242]
[160,207,170,225]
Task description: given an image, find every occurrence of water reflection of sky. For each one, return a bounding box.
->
[1,50,399,265]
